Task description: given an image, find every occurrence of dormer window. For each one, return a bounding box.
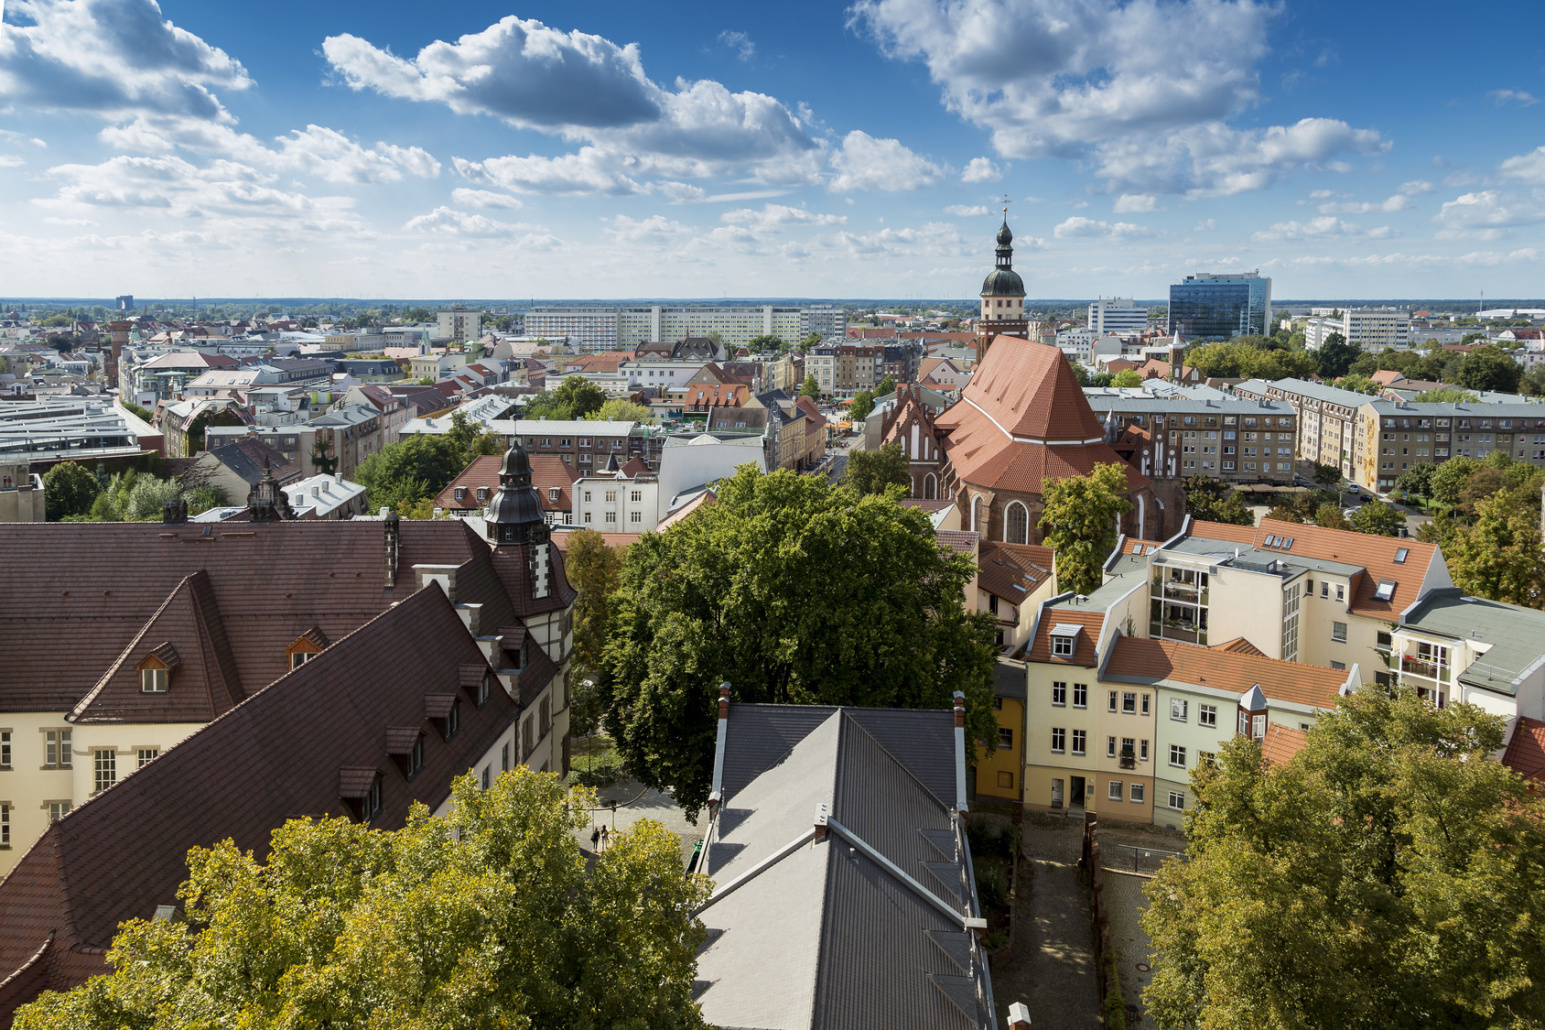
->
[137,645,179,692]
[1049,624,1080,658]
[426,693,460,741]
[340,767,382,823]
[446,700,460,740]
[286,628,329,670]
[548,487,560,501]
[386,727,424,780]
[290,651,313,671]
[476,487,489,503]
[454,487,467,501]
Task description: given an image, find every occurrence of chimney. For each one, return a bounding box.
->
[1008,1001,1031,1029]
[383,511,400,587]
[161,497,188,524]
[709,682,731,815]
[952,690,969,817]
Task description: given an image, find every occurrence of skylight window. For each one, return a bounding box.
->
[1374,580,1397,602]
[1265,535,1277,547]
[1394,548,1409,564]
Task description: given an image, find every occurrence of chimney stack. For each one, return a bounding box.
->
[709,682,731,815]
[1008,1001,1031,1029]
[952,690,969,817]
[161,497,188,524]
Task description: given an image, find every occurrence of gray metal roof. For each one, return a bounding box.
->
[993,660,1027,701]
[1084,393,1293,415]
[1400,590,1545,697]
[697,706,994,1030]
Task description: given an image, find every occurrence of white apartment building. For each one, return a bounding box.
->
[1088,298,1148,336]
[524,305,845,353]
[618,360,707,390]
[1304,308,1411,350]
[437,309,483,346]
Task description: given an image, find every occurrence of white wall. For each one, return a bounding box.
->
[656,437,767,517]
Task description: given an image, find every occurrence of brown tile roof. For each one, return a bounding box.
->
[684,383,749,409]
[0,519,539,713]
[1215,637,1267,657]
[620,456,651,477]
[936,530,979,555]
[0,585,519,1016]
[138,351,238,370]
[1260,723,1309,766]
[435,455,577,513]
[1503,717,1545,783]
[1026,608,1104,667]
[209,438,302,487]
[955,340,1104,442]
[1189,518,1437,618]
[978,542,1054,601]
[1105,638,1347,708]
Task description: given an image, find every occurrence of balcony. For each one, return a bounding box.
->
[1119,754,1136,770]
[1400,656,1450,682]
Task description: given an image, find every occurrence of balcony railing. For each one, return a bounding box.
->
[1400,656,1451,682]
[1119,755,1136,770]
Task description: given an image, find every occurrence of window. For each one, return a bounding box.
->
[1141,694,1151,716]
[1005,502,1029,545]
[454,487,467,501]
[136,748,158,768]
[445,700,460,741]
[1109,781,1124,802]
[1122,692,1137,714]
[1073,683,1087,708]
[45,729,71,769]
[361,779,382,823]
[1052,681,1067,706]
[998,728,1014,750]
[1071,729,1086,756]
[1394,547,1409,564]
[1130,783,1145,804]
[1107,736,1117,758]
[1051,728,1066,753]
[93,749,116,794]
[1051,633,1074,658]
[604,512,616,524]
[1199,704,1217,728]
[604,490,617,503]
[1332,621,1347,643]
[1108,690,1118,713]
[549,488,560,502]
[1168,791,1186,812]
[501,742,510,772]
[0,804,7,847]
[1331,660,1346,670]
[0,730,9,770]
[141,666,168,692]
[1252,713,1266,739]
[630,511,642,524]
[631,490,642,502]
[481,766,491,790]
[1336,584,1345,602]
[289,651,313,671]
[993,696,1004,710]
[477,676,490,708]
[1374,580,1396,601]
[1169,744,1187,768]
[1140,739,1149,761]
[583,512,592,524]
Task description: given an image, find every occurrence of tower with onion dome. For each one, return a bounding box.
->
[975,206,1030,364]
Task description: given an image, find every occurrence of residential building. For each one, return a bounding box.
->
[977,659,1029,803]
[0,460,44,522]
[283,472,368,519]
[1088,298,1149,336]
[805,343,885,398]
[182,438,303,502]
[695,696,994,1030]
[572,455,658,531]
[1234,377,1368,481]
[1303,308,1410,350]
[0,583,523,1020]
[1085,391,1299,484]
[1393,591,1545,719]
[1168,272,1272,340]
[122,350,238,404]
[437,308,483,346]
[977,541,1058,651]
[523,304,845,353]
[435,453,578,524]
[1355,397,1545,494]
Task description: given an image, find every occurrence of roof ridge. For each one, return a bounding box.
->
[835,710,953,817]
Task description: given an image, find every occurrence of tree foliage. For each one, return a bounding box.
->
[15,770,710,1030]
[1143,688,1545,1030]
[42,461,101,520]
[1185,340,1317,381]
[841,441,910,496]
[1111,369,1145,388]
[747,334,786,354]
[1182,475,1253,526]
[600,467,998,816]
[354,434,467,511]
[1314,503,1350,530]
[1446,488,1545,607]
[585,398,653,424]
[1313,332,1361,379]
[1394,463,1436,503]
[1039,463,1133,596]
[566,529,626,737]
[525,378,607,422]
[1311,462,1343,491]
[1454,345,1523,393]
[875,374,896,397]
[848,390,875,422]
[800,374,820,399]
[1349,500,1407,537]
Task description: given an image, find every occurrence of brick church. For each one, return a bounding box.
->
[881,216,1184,544]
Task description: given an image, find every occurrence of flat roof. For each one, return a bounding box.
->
[1400,591,1545,697]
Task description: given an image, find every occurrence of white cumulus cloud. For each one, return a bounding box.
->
[1053,216,1152,239]
[1250,216,1396,242]
[1435,190,1545,238]
[945,204,990,216]
[961,156,1001,183]
[829,131,944,192]
[1499,146,1545,186]
[1112,193,1158,213]
[721,204,847,229]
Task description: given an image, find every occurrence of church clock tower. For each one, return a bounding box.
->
[974,204,1029,364]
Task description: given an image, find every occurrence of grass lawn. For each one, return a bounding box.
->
[571,733,624,786]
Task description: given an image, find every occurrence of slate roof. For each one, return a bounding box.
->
[0,585,518,1019]
[207,438,302,487]
[697,705,992,1030]
[1104,637,1349,708]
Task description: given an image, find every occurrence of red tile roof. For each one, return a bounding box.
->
[1188,518,1437,619]
[978,542,1054,601]
[1261,723,1309,766]
[957,340,1104,442]
[1215,637,1267,657]
[1105,637,1347,708]
[0,585,520,1017]
[936,530,979,555]
[1503,717,1545,782]
[435,455,577,513]
[1026,608,1104,667]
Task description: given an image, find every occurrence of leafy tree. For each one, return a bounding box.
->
[842,441,910,496]
[41,313,70,327]
[443,410,505,462]
[1430,456,1480,507]
[1461,330,1488,345]
[875,374,896,397]
[1350,500,1406,537]
[402,306,431,323]
[1311,462,1343,493]
[848,390,875,422]
[1520,364,1545,397]
[566,529,626,738]
[354,435,465,511]
[1264,503,1304,524]
[551,377,608,420]
[1039,463,1133,596]
[1111,369,1145,388]
[1412,387,1481,403]
[1314,332,1361,379]
[1336,373,1381,395]
[747,334,786,354]
[1066,357,1091,386]
[1446,489,1545,607]
[800,374,820,399]
[1182,476,1253,526]
[1143,687,1545,1030]
[1394,463,1436,506]
[120,400,153,422]
[42,461,101,520]
[585,398,653,423]
[1452,345,1526,395]
[600,467,998,816]
[309,436,338,475]
[15,770,709,1030]
[1314,503,1350,530]
[801,331,823,349]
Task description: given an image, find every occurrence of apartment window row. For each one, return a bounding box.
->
[1108,690,1151,715]
[1108,781,1146,804]
[1050,681,1089,708]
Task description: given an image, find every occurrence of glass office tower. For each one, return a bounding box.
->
[1168,272,1272,340]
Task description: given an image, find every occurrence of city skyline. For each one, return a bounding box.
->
[1,0,1543,300]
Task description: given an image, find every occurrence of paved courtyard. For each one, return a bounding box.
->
[575,774,705,866]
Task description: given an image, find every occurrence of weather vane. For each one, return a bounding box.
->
[1001,193,1010,216]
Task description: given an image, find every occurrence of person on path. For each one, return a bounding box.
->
[600,825,610,852]
[590,827,601,852]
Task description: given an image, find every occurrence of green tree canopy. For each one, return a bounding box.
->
[1039,463,1133,596]
[354,434,468,511]
[1413,387,1481,403]
[1349,500,1406,537]
[801,331,823,349]
[841,441,910,496]
[747,334,786,353]
[1143,688,1545,1030]
[1446,488,1545,607]
[1182,475,1253,526]
[1314,503,1350,529]
[42,461,101,520]
[585,398,653,423]
[1430,456,1480,507]
[1314,332,1361,379]
[1111,369,1145,388]
[848,390,875,422]
[800,374,820,399]
[1454,345,1523,393]
[566,528,626,737]
[875,374,896,397]
[15,770,709,1030]
[600,467,998,816]
[1394,462,1436,503]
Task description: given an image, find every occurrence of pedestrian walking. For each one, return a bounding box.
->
[590,827,600,852]
[600,825,610,852]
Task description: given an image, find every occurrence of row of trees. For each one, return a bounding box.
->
[1337,338,1529,395]
[41,462,227,522]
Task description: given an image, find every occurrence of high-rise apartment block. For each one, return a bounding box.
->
[437,307,482,346]
[1168,272,1272,341]
[1303,308,1411,351]
[523,304,845,353]
[1087,297,1148,336]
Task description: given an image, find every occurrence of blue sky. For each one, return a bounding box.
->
[1,0,1542,301]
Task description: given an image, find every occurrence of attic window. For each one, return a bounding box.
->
[1050,624,1080,658]
[137,647,179,693]
[1394,547,1409,564]
[476,488,490,503]
[339,767,382,823]
[454,487,467,501]
[1264,535,1276,547]
[286,630,327,670]
[1374,579,1397,602]
[548,488,560,501]
[141,665,168,693]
